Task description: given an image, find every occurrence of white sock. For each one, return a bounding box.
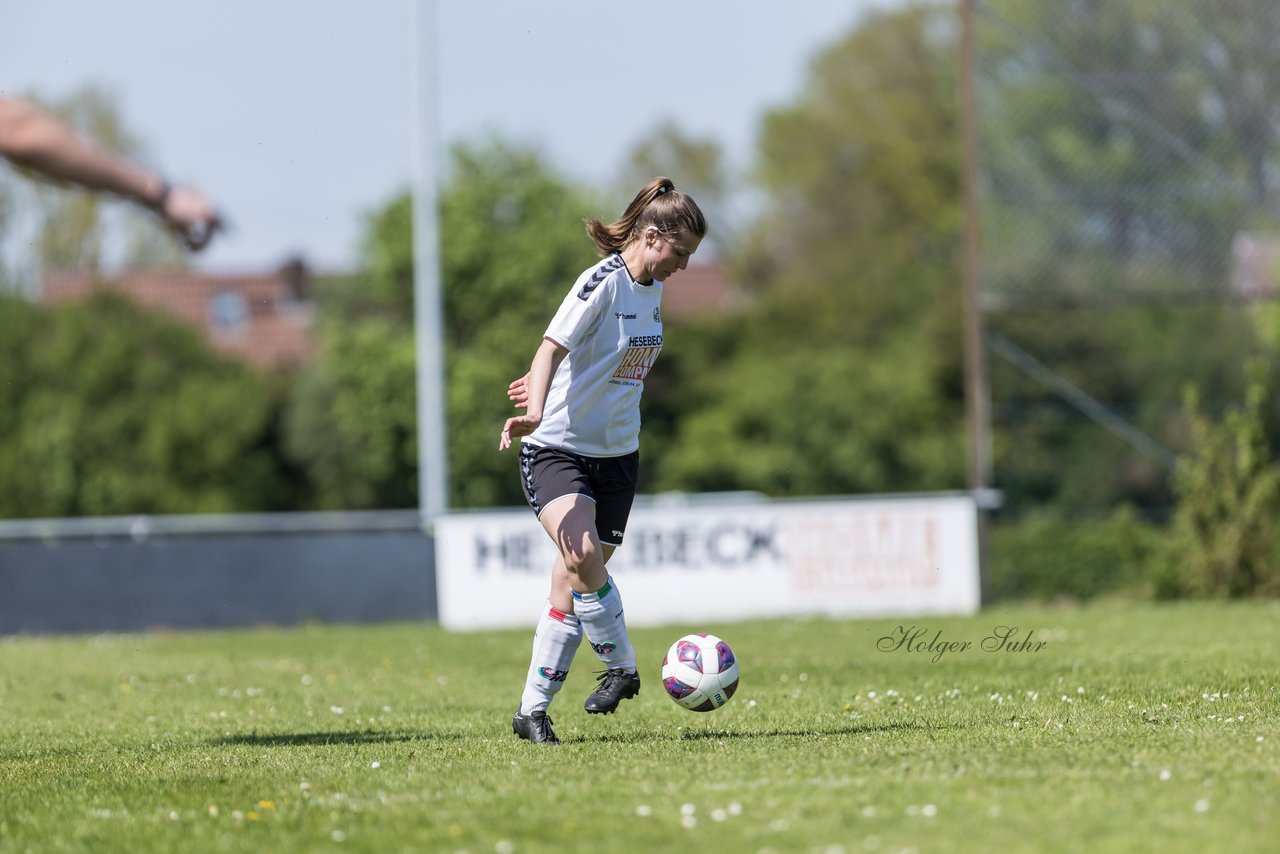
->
[573,576,636,673]
[519,603,582,715]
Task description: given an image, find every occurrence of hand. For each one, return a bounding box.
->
[498,414,540,451]
[508,373,530,409]
[161,185,225,251]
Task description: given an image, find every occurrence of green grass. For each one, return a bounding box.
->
[1,601,1277,853]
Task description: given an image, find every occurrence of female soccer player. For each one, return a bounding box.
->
[498,177,706,744]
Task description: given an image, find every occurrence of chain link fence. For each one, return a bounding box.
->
[974,0,1280,519]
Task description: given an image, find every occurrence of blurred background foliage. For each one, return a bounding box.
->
[3,1,1279,600]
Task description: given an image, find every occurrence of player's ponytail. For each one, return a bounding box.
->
[585,176,706,256]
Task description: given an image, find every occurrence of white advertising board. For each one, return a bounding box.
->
[434,493,980,631]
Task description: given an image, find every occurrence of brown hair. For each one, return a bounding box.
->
[585,176,707,256]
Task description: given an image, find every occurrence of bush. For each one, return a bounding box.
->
[987,506,1160,602]
[1155,362,1280,598]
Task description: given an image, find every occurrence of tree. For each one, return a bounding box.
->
[643,4,968,497]
[0,292,290,517]
[284,139,595,509]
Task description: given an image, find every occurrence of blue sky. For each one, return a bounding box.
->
[1,1,896,272]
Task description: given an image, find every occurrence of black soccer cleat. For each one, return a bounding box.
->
[512,708,560,745]
[584,668,641,714]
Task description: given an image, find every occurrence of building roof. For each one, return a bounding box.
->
[41,263,314,369]
[661,262,740,320]
[38,260,738,369]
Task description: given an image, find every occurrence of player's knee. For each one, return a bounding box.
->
[562,544,602,578]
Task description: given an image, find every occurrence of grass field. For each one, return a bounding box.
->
[1,601,1277,853]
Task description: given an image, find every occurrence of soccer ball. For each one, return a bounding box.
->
[661,633,740,712]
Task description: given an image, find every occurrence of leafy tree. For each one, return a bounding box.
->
[978,0,1240,293]
[284,139,594,508]
[0,292,289,517]
[284,310,418,509]
[644,4,967,497]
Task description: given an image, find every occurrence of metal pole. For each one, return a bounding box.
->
[958,0,993,599]
[411,0,448,527]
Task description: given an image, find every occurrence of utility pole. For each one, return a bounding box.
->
[411,0,448,528]
[958,0,993,600]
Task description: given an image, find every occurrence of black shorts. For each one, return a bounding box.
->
[518,444,640,547]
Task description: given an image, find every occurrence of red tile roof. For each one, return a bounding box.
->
[41,266,314,369]
[38,261,738,370]
[661,263,739,319]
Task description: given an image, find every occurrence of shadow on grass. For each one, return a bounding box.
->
[570,719,955,745]
[211,729,463,747]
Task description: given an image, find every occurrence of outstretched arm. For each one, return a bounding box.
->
[498,338,567,451]
[0,95,223,251]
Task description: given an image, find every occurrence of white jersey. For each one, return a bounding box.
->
[525,254,664,456]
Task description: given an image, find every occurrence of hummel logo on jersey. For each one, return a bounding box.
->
[612,529,624,538]
[653,308,661,322]
[615,312,637,319]
[578,256,624,300]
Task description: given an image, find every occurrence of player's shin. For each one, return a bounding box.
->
[519,603,582,714]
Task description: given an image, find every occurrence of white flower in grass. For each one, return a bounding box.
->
[711,808,727,822]
[331,829,346,842]
[495,841,515,854]
[861,806,876,818]
[681,815,697,829]
[634,805,651,817]
[370,761,381,769]
[1159,769,1172,782]
[330,706,344,715]
[1194,799,1210,814]
[680,803,696,817]
[922,804,937,817]
[987,805,1002,818]
[728,802,743,816]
